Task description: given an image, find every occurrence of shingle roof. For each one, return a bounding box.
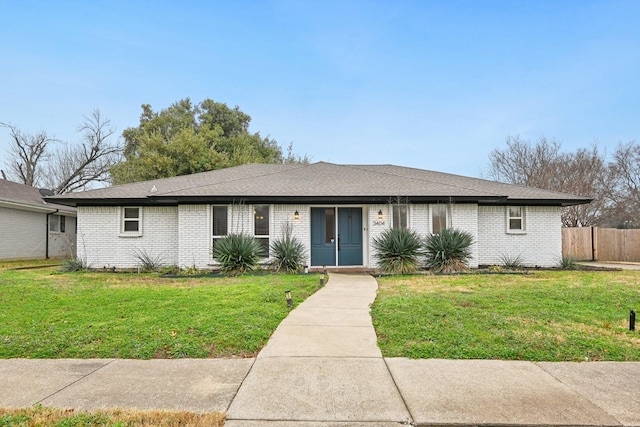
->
[0,179,76,214]
[47,162,591,207]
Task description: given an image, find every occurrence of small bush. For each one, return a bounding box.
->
[373,227,424,274]
[213,234,263,275]
[270,225,306,273]
[59,258,87,272]
[424,228,474,273]
[500,253,524,270]
[132,249,164,272]
[559,255,577,269]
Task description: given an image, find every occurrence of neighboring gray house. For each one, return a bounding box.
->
[0,179,77,260]
[48,162,590,270]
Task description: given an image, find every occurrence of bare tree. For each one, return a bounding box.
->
[487,136,614,227]
[2,110,122,193]
[0,122,58,187]
[608,141,640,228]
[42,110,121,193]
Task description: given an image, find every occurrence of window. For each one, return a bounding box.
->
[49,214,62,233]
[254,205,270,257]
[212,205,228,251]
[60,215,66,233]
[122,207,141,234]
[392,204,408,229]
[507,206,525,232]
[432,204,448,234]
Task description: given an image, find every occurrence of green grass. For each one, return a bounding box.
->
[0,269,321,359]
[0,406,224,426]
[372,270,640,361]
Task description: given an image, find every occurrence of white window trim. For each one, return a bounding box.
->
[506,206,526,234]
[120,206,143,237]
[49,214,62,234]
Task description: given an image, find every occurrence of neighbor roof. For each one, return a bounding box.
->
[47,162,591,207]
[0,179,76,214]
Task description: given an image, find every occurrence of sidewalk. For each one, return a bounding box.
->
[1,273,639,426]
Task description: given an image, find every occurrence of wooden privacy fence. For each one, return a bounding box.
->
[562,227,640,262]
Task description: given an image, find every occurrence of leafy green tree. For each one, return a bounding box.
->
[111,98,293,184]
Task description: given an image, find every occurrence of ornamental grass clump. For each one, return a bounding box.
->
[212,234,263,275]
[270,225,307,273]
[372,227,424,274]
[424,228,474,273]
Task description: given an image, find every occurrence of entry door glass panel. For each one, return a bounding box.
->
[338,208,363,266]
[311,208,336,266]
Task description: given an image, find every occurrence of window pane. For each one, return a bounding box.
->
[124,207,139,219]
[393,205,407,229]
[325,208,335,244]
[49,215,59,232]
[254,205,269,236]
[509,206,522,218]
[257,238,269,258]
[432,205,447,234]
[60,216,66,233]
[510,218,522,230]
[213,206,228,236]
[124,221,139,232]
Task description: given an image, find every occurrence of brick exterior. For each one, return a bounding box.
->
[477,205,562,267]
[0,207,76,260]
[77,203,563,269]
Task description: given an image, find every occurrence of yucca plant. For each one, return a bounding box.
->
[424,228,474,273]
[212,234,263,275]
[372,227,424,274]
[270,225,307,273]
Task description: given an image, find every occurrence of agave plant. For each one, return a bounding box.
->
[270,225,306,273]
[372,227,424,274]
[424,228,474,273]
[212,234,263,275]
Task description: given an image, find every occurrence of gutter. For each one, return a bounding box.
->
[45,209,58,259]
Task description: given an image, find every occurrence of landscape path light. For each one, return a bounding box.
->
[285,290,293,308]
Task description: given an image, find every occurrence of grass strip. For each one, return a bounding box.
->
[372,270,640,361]
[0,406,224,427]
[0,270,321,359]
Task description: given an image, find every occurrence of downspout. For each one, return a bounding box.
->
[45,209,59,259]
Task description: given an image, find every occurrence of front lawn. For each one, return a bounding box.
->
[0,269,322,359]
[372,270,640,361]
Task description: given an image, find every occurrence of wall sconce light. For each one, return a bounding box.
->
[294,210,300,220]
[373,209,385,226]
[285,290,293,308]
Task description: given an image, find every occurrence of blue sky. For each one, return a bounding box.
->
[1,0,639,178]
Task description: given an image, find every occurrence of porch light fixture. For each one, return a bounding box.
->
[378,210,383,220]
[373,210,385,226]
[294,210,300,220]
[285,290,293,308]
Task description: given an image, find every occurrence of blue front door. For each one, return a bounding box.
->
[310,207,363,267]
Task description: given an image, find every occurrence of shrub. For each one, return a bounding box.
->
[59,258,87,272]
[500,253,525,270]
[270,225,306,273]
[132,249,164,272]
[424,228,474,273]
[372,227,424,274]
[559,255,577,269]
[212,234,263,275]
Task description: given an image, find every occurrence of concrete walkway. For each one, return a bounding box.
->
[1,272,639,426]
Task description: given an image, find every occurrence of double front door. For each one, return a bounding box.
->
[310,207,363,267]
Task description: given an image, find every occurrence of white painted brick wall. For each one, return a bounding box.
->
[177,205,210,268]
[48,215,77,258]
[78,206,178,269]
[478,205,562,267]
[77,202,562,269]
